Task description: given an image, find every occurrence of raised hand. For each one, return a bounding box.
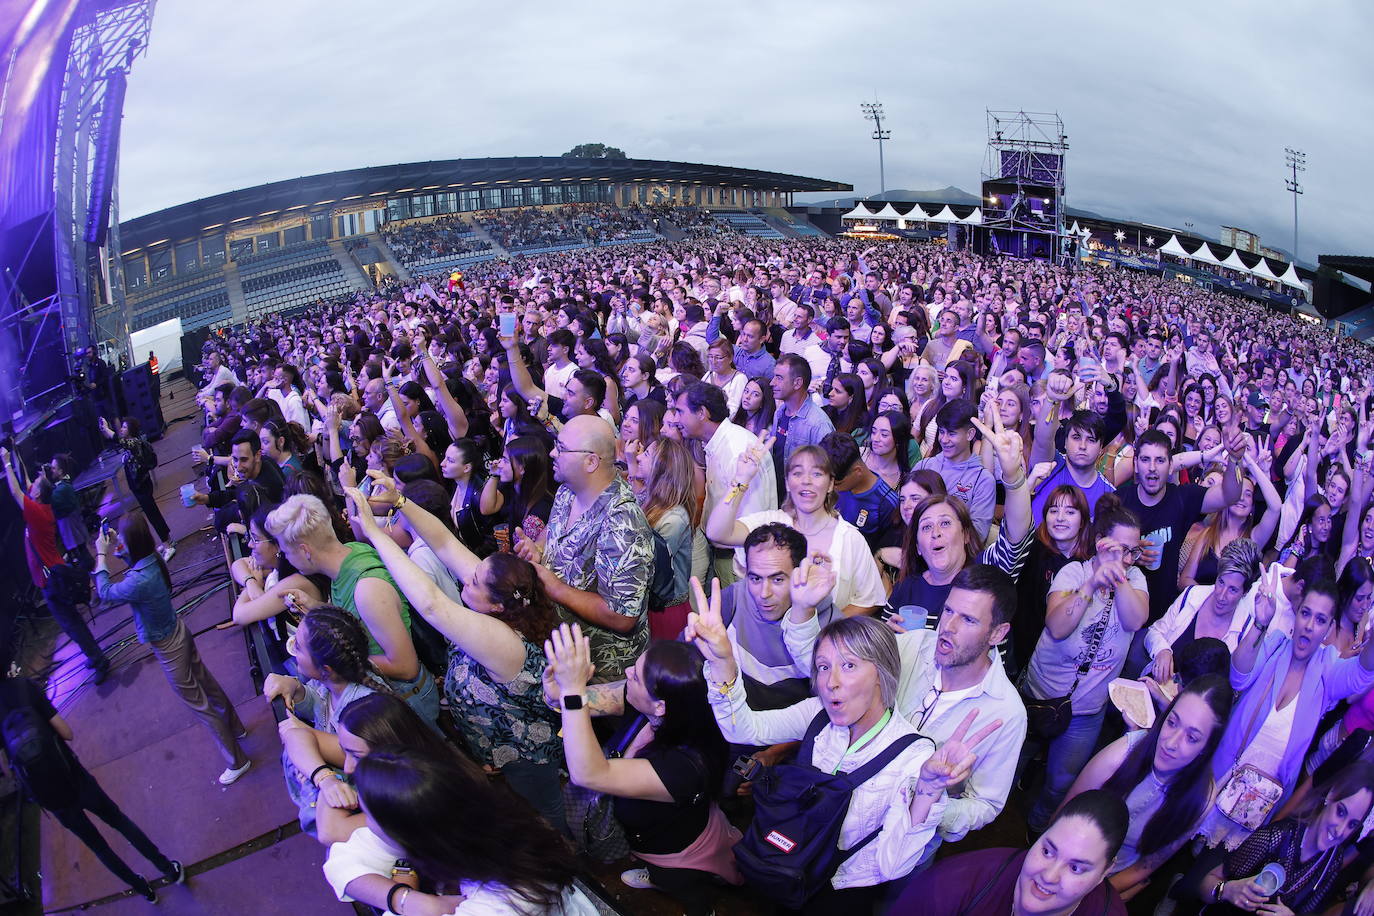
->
[916,709,1003,797]
[972,411,1025,481]
[734,434,774,486]
[543,622,595,694]
[365,470,401,506]
[342,487,380,536]
[684,575,735,673]
[337,461,357,490]
[790,554,837,612]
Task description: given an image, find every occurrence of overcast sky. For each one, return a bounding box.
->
[120,0,1371,264]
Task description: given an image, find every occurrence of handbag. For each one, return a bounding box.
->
[1020,590,1114,741]
[1215,763,1284,830]
[562,713,643,863]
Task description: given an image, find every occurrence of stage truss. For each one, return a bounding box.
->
[980,110,1069,261]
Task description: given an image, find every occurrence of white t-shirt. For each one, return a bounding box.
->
[543,361,577,403]
[734,510,886,612]
[324,827,600,915]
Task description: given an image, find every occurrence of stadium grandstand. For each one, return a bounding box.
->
[108,156,850,333]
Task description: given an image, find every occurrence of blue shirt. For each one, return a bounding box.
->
[837,477,901,550]
[94,553,176,644]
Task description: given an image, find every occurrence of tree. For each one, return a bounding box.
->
[561,143,627,160]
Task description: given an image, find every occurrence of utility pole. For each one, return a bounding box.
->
[1285,147,1305,260]
[860,100,890,195]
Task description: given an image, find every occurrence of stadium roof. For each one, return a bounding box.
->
[118,156,851,250]
[1320,255,1374,285]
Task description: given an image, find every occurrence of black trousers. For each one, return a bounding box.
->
[130,479,171,542]
[43,578,105,667]
[49,768,172,892]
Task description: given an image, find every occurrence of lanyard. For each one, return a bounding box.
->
[831,709,892,775]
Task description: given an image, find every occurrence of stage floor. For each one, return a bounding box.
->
[27,378,351,915]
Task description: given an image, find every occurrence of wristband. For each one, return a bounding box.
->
[309,764,332,786]
[386,883,406,913]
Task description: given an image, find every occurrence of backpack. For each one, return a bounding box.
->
[733,710,929,909]
[128,437,158,484]
[1,705,74,805]
[645,530,678,611]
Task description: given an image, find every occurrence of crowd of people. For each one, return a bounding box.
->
[383,217,491,267]
[7,230,1374,916]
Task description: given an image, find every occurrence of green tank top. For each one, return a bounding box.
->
[332,542,412,656]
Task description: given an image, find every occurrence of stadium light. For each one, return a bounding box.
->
[1284,147,1305,261]
[860,100,891,195]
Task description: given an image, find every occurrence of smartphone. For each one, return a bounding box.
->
[732,755,761,781]
[499,312,516,337]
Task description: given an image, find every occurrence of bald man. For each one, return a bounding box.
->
[514,416,653,680]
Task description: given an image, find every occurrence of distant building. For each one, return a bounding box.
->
[1220,226,1260,253]
[1260,246,1284,261]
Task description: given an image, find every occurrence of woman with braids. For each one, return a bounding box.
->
[263,605,388,835]
[342,482,567,835]
[1060,675,1233,897]
[323,748,597,915]
[94,512,251,786]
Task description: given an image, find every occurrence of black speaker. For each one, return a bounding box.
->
[118,363,165,441]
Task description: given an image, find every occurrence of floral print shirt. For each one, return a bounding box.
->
[443,637,561,768]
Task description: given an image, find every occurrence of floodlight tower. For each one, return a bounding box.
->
[860,100,890,195]
[1284,147,1305,261]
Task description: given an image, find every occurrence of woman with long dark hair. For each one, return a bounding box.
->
[575,336,622,424]
[440,438,495,556]
[893,790,1130,916]
[826,372,869,443]
[325,748,597,914]
[1010,484,1094,676]
[1061,675,1233,896]
[861,409,914,491]
[479,434,557,542]
[343,485,567,835]
[94,512,250,785]
[545,624,739,915]
[731,376,775,438]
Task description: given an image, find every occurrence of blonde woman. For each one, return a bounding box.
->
[631,437,700,639]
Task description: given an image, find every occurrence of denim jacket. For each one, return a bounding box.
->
[95,553,176,644]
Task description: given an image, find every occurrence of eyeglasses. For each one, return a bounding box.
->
[553,441,596,456]
[1119,546,1144,563]
[916,685,944,731]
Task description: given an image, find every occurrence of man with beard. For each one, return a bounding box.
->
[1120,428,1244,628]
[787,564,1026,869]
[1028,410,1116,523]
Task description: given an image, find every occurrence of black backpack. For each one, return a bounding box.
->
[1,705,74,804]
[734,710,929,909]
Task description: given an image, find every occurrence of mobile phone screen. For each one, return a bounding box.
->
[499,312,516,337]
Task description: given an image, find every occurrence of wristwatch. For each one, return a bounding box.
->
[561,695,584,711]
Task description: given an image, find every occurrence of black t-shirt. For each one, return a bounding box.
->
[613,740,711,855]
[0,678,81,808]
[1011,539,1073,675]
[1119,482,1207,622]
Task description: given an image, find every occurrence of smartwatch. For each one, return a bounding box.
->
[561,695,584,711]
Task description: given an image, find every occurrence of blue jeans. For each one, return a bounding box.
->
[387,666,440,733]
[1027,708,1106,832]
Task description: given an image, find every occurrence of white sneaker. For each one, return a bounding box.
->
[620,868,657,890]
[158,544,176,562]
[218,759,251,786]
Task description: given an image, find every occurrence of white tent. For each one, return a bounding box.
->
[1250,259,1281,281]
[1157,235,1191,258]
[929,206,959,223]
[1190,243,1223,266]
[1280,262,1304,289]
[841,204,873,220]
[870,203,904,221]
[958,208,982,225]
[1222,250,1250,271]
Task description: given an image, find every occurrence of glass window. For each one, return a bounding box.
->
[256,232,278,252]
[201,235,227,268]
[481,188,501,209]
[230,239,254,261]
[283,225,307,246]
[411,195,434,217]
[175,241,199,274]
[460,190,481,211]
[123,255,147,289]
[386,198,411,221]
[436,192,456,214]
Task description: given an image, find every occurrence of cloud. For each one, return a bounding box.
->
[119,0,1372,262]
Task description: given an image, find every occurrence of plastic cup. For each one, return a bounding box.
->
[180,483,198,507]
[1255,862,1286,896]
[493,523,511,553]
